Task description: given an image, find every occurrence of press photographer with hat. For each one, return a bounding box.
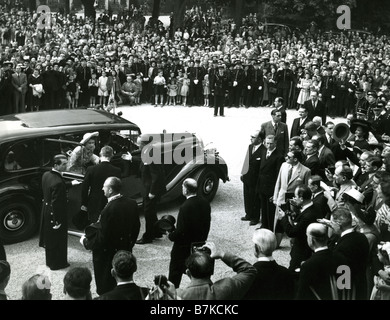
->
[167,178,211,288]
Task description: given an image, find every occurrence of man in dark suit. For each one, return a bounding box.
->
[276,61,293,108]
[244,228,294,300]
[278,185,319,271]
[211,63,229,117]
[136,134,167,244]
[323,121,337,150]
[256,135,285,230]
[274,96,287,124]
[75,57,92,108]
[245,60,263,108]
[96,250,149,300]
[0,61,14,115]
[260,108,289,157]
[305,91,327,126]
[303,139,321,176]
[168,178,211,288]
[39,154,80,271]
[308,175,337,219]
[230,60,246,108]
[320,67,336,117]
[240,130,266,225]
[326,207,369,300]
[295,223,338,300]
[188,59,205,106]
[80,146,121,223]
[11,63,27,113]
[312,134,336,180]
[291,105,310,138]
[81,177,140,296]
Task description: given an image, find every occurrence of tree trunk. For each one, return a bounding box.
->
[152,0,161,20]
[235,0,244,28]
[81,0,96,19]
[172,0,187,32]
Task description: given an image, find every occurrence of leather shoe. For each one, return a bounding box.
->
[241,216,251,221]
[250,220,259,226]
[154,234,163,239]
[136,238,153,245]
[50,263,70,271]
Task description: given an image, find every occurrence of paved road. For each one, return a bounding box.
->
[3,104,343,300]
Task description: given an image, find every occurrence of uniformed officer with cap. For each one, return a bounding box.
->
[229,59,246,108]
[0,61,14,115]
[366,90,378,120]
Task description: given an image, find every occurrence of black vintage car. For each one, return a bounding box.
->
[0,109,229,244]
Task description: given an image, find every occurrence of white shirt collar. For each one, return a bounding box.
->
[341,227,354,237]
[257,256,274,262]
[108,194,123,203]
[301,201,314,212]
[314,246,328,253]
[117,281,134,286]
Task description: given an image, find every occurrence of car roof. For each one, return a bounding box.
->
[0,109,141,143]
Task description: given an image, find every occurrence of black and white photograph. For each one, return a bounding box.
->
[1,0,390,310]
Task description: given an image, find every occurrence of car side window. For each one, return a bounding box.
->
[4,140,41,171]
[42,139,83,174]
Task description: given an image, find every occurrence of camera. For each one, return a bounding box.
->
[191,242,211,255]
[154,275,169,292]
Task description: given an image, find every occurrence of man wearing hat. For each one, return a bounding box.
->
[320,67,337,118]
[167,178,211,288]
[0,61,14,115]
[211,63,229,117]
[276,61,293,109]
[366,90,378,121]
[245,60,263,108]
[353,88,368,118]
[369,102,388,140]
[188,58,205,106]
[11,63,27,113]
[229,59,246,108]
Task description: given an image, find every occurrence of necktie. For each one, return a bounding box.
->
[83,67,86,80]
[274,124,278,133]
[288,165,293,182]
[266,152,270,159]
[255,70,258,82]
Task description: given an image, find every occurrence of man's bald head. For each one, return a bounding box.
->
[306,223,329,249]
[183,178,198,195]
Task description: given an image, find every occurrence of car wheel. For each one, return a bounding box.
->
[0,198,37,244]
[194,168,219,202]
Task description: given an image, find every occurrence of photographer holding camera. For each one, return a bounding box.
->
[278,185,319,272]
[177,242,257,300]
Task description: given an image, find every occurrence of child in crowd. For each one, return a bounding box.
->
[88,73,99,109]
[180,73,190,107]
[66,74,77,109]
[154,70,166,107]
[203,74,210,107]
[167,78,178,106]
[134,73,143,105]
[370,243,390,300]
[176,70,184,105]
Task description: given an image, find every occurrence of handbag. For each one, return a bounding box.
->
[269,87,277,94]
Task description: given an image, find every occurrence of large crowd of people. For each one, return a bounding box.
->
[1,3,390,301]
[0,4,389,114]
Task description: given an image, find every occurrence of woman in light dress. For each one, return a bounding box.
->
[98,69,109,108]
[297,71,312,106]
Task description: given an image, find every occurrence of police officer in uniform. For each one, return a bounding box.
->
[0,61,14,115]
